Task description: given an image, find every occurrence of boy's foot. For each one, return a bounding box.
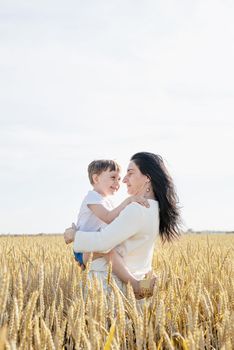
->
[145,270,157,279]
[134,277,157,300]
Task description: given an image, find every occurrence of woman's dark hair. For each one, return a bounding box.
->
[131,152,181,242]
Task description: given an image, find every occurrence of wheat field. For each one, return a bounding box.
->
[0,234,233,349]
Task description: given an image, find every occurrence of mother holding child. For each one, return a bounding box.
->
[64,152,181,299]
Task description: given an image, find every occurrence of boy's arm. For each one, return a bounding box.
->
[88,196,149,224]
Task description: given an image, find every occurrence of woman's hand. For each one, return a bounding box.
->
[128,195,150,208]
[64,223,77,244]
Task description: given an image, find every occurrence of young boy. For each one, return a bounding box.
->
[65,159,149,295]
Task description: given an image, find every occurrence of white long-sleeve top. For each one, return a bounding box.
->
[74,199,159,279]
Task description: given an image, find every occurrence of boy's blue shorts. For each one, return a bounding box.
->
[73,251,84,265]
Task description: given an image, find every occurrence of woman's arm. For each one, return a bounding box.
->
[73,203,143,253]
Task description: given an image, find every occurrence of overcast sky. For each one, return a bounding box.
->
[1,0,234,234]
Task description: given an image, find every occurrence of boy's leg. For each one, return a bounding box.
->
[83,250,156,297]
[82,252,105,266]
[104,250,141,293]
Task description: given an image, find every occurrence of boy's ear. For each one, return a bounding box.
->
[92,174,99,184]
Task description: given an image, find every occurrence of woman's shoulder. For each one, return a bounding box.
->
[148,199,159,208]
[118,201,158,230]
[127,200,159,220]
[121,202,148,220]
[128,199,158,210]
[122,202,144,215]
[115,203,145,228]
[120,200,159,220]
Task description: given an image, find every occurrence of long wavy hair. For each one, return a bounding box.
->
[131,152,181,242]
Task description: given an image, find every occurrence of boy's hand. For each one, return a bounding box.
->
[64,223,76,244]
[128,195,150,208]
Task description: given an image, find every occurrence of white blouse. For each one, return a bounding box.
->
[74,200,159,279]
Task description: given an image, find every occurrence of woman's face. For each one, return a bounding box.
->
[123,160,149,195]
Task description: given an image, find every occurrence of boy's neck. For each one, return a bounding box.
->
[92,187,107,197]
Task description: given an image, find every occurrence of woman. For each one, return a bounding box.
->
[64,152,181,296]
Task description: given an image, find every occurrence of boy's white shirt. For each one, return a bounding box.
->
[76,190,123,270]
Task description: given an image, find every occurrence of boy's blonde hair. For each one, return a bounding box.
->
[88,159,121,185]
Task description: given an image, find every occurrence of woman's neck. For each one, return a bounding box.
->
[144,191,155,200]
[136,187,155,200]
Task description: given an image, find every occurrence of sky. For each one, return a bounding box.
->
[0,0,234,234]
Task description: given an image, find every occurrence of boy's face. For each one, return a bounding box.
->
[93,169,121,196]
